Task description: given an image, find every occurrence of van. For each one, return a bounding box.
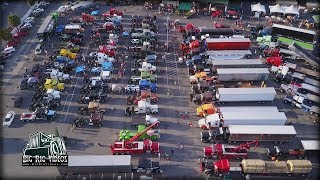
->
[35,44,42,54]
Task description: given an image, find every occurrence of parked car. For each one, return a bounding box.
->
[3,111,15,127]
[22,23,32,28]
[25,17,35,21]
[14,30,28,38]
[1,47,15,54]
[33,8,44,14]
[24,19,35,24]
[6,39,20,47]
[35,43,42,55]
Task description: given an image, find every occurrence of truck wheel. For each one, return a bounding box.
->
[284,100,288,104]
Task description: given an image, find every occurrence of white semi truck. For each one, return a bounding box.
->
[217,68,270,81]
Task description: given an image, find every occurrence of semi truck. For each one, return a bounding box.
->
[201,125,296,143]
[217,68,270,81]
[200,159,312,177]
[205,38,251,50]
[215,87,276,103]
[198,111,287,129]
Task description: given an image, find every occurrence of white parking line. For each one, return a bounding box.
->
[61,76,80,122]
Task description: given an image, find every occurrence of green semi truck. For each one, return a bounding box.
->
[119,125,160,141]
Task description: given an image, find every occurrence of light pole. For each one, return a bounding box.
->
[166,16,170,51]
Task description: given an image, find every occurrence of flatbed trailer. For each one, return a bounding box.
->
[226,125,296,142]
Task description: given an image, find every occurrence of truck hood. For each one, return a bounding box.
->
[196,107,203,115]
[198,118,206,127]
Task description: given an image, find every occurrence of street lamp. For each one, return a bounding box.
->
[166,16,170,51]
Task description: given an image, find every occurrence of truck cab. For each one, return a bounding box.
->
[283,94,294,104]
[196,103,215,117]
[301,94,320,112]
[198,113,221,129]
[201,127,226,143]
[135,100,158,114]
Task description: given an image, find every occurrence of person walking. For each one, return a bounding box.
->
[98,143,102,146]
[171,149,174,155]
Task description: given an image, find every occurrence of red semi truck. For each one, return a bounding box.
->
[205,38,251,50]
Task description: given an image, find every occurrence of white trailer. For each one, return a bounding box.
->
[304,77,320,87]
[207,59,263,67]
[206,50,252,60]
[300,140,320,151]
[226,125,297,142]
[218,106,280,113]
[217,68,270,81]
[198,111,287,129]
[216,87,276,102]
[57,155,132,175]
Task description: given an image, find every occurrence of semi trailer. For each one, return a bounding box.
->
[198,111,287,129]
[201,125,296,143]
[57,155,132,175]
[207,59,263,68]
[200,159,312,177]
[205,38,251,50]
[216,87,276,103]
[217,68,270,81]
[198,28,234,37]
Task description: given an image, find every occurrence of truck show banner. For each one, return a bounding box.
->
[22,127,68,166]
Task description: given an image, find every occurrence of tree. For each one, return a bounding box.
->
[0,29,13,41]
[8,14,21,27]
[26,0,37,6]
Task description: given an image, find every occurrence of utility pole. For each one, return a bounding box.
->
[166,16,170,52]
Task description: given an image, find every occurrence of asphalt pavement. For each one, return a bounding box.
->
[0,2,319,180]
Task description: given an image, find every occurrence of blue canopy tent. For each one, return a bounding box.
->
[91,67,101,74]
[56,56,69,63]
[76,66,85,73]
[91,10,99,16]
[102,61,113,71]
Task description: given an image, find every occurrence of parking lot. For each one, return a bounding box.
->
[1,1,319,180]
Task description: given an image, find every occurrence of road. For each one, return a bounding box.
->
[0,2,319,180]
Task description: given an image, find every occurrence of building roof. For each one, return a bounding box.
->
[228,125,296,135]
[68,155,131,166]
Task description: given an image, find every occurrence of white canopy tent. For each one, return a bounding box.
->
[251,3,266,13]
[269,4,285,14]
[284,5,300,16]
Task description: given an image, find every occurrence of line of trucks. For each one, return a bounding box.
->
[180,24,316,179]
[272,63,320,117]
